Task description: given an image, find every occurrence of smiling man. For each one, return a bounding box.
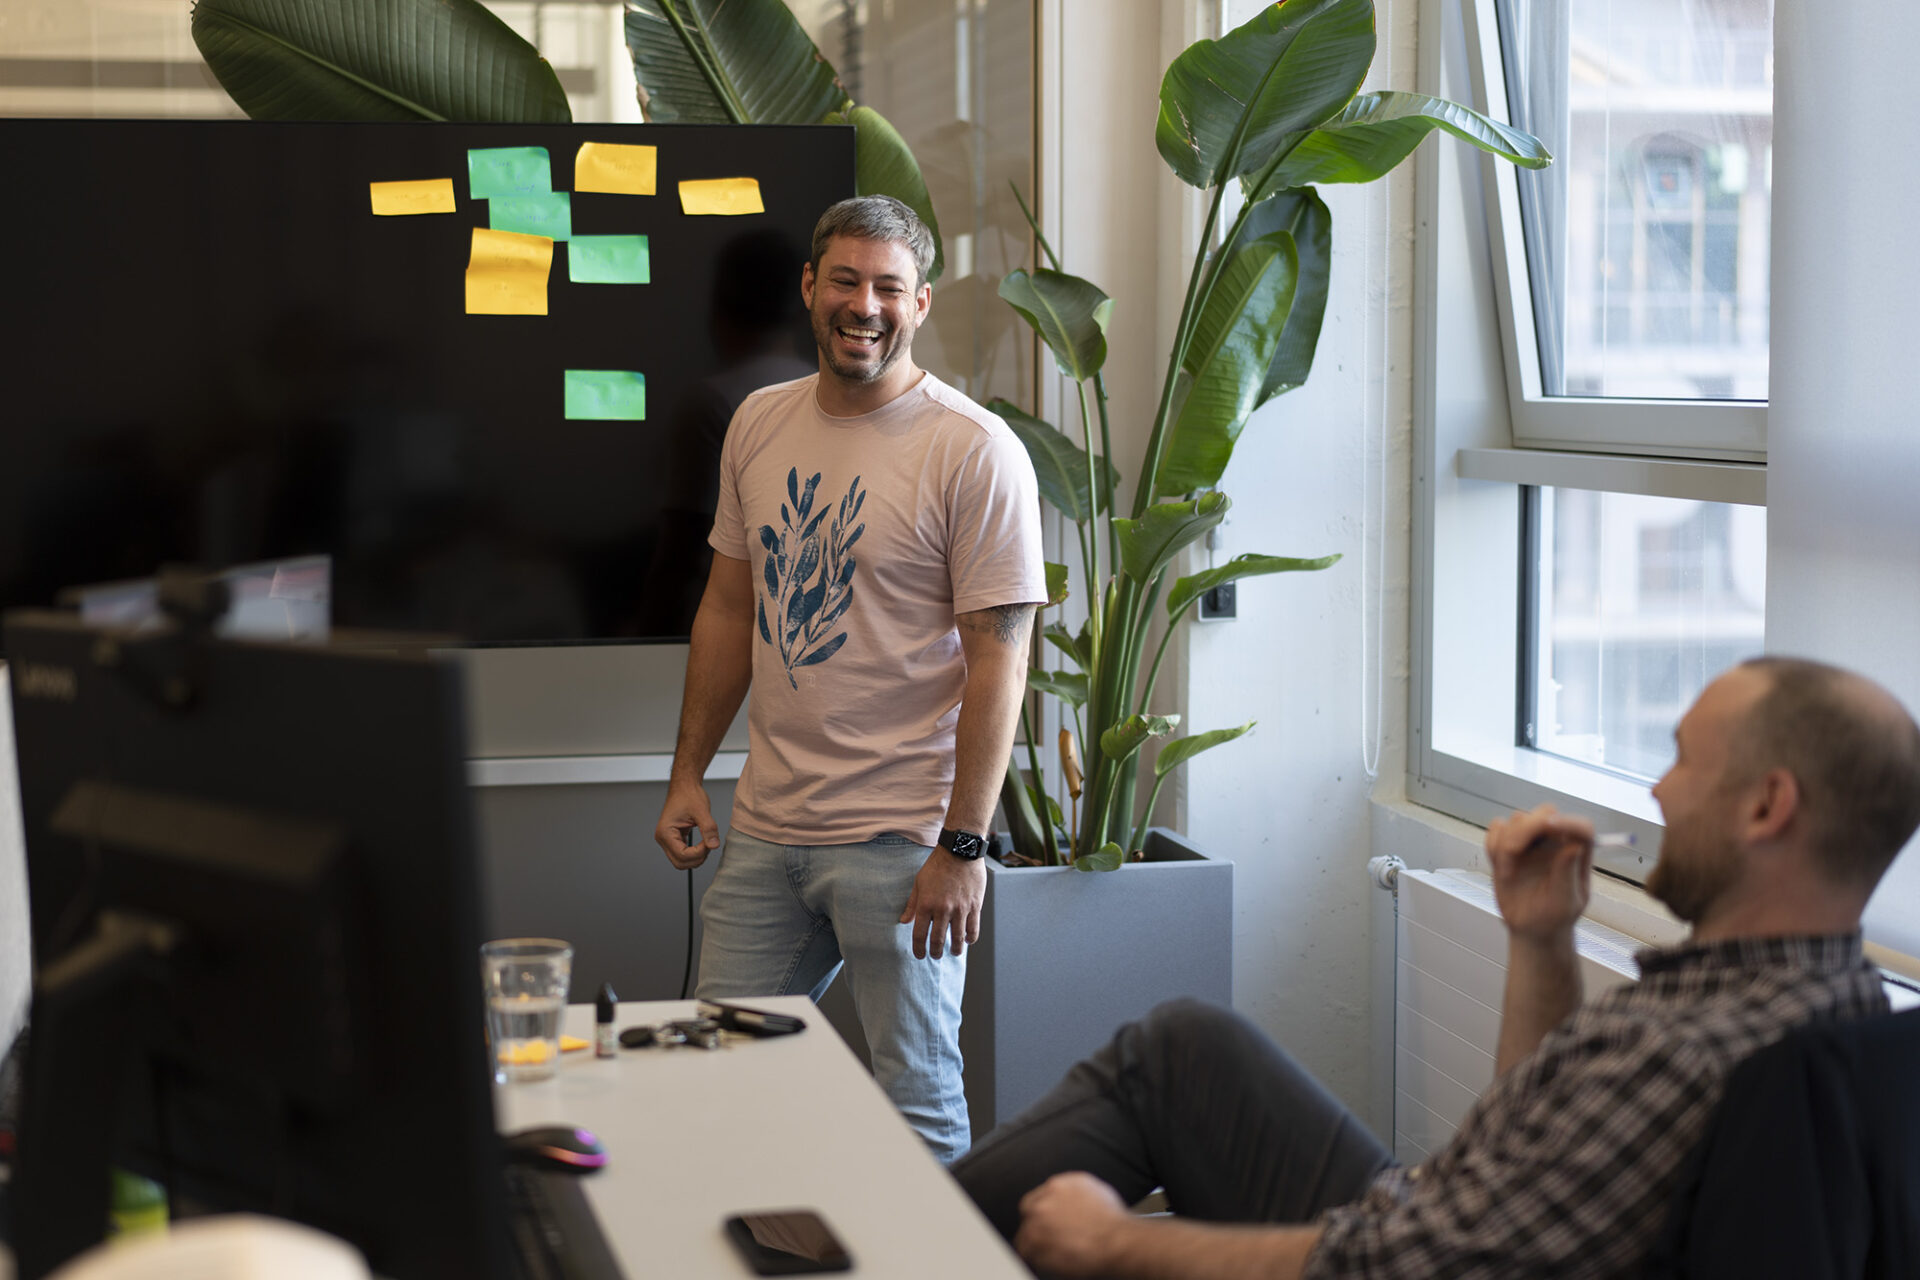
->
[654,197,1044,1162]
[955,657,1920,1277]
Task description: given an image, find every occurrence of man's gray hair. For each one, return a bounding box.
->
[810,196,935,288]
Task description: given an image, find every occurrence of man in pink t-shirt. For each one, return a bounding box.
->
[654,196,1045,1161]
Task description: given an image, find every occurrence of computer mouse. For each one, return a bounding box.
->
[503,1125,609,1173]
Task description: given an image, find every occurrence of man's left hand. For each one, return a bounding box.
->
[900,846,986,959]
[1015,1172,1130,1277]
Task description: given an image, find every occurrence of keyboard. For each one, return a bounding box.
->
[503,1163,627,1280]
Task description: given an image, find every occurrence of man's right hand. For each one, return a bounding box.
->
[1486,803,1594,946]
[655,781,721,869]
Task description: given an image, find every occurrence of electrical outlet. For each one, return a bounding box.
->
[1198,583,1237,619]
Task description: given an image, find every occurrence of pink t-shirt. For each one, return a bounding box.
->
[709,371,1045,846]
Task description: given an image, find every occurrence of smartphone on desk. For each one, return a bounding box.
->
[698,1000,807,1037]
[723,1209,853,1275]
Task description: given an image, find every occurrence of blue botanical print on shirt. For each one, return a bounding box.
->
[757,468,863,688]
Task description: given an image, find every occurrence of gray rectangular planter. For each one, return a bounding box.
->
[959,827,1232,1142]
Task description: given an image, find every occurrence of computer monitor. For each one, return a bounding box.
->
[5,601,514,1279]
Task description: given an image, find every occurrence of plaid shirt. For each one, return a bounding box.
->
[1306,933,1887,1279]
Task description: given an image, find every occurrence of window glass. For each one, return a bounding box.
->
[1497,0,1773,402]
[1530,489,1766,780]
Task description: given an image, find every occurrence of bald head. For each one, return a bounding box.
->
[1727,658,1920,890]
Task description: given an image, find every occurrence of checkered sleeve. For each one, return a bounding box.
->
[1304,1026,1726,1279]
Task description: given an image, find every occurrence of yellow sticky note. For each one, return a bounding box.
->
[575,142,657,196]
[369,177,457,216]
[464,226,554,316]
[560,1035,592,1053]
[678,177,765,216]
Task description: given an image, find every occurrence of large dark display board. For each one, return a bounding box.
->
[0,119,852,646]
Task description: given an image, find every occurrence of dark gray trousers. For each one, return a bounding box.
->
[952,999,1394,1242]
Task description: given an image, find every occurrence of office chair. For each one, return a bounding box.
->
[1643,1007,1920,1278]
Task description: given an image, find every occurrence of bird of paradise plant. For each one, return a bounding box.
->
[992,0,1549,869]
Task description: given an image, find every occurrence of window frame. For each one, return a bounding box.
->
[1460,0,1769,462]
[1409,0,1772,887]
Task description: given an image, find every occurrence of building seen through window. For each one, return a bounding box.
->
[1501,0,1773,402]
[1532,489,1766,781]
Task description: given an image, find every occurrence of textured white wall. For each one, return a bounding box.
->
[1767,0,1920,958]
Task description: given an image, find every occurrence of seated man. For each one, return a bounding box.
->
[954,657,1920,1278]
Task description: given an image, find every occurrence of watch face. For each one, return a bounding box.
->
[943,829,986,860]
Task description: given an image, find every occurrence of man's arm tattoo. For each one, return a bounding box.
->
[958,602,1038,645]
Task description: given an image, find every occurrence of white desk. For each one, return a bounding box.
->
[493,998,1028,1278]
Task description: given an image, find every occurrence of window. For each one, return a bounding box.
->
[1466,0,1772,459]
[1527,490,1767,782]
[1410,0,1776,882]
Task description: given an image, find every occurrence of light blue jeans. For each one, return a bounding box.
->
[694,828,972,1163]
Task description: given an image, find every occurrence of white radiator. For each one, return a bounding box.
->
[1393,869,1643,1163]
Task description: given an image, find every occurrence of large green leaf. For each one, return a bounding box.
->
[1029,669,1089,709]
[1043,561,1071,608]
[1099,713,1181,763]
[1241,188,1332,405]
[1250,90,1553,197]
[1115,492,1230,582]
[1156,231,1298,496]
[191,0,570,122]
[1000,269,1114,381]
[825,105,946,283]
[1043,619,1091,670]
[991,398,1118,522]
[624,0,846,126]
[1154,722,1257,778]
[1168,552,1342,617]
[1155,0,1374,190]
[1073,843,1125,873]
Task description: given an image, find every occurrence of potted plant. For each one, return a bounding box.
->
[952,0,1547,1132]
[993,0,1546,870]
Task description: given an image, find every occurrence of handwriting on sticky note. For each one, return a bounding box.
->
[575,142,657,196]
[568,235,650,285]
[490,191,572,241]
[465,227,553,316]
[564,370,647,420]
[678,177,764,216]
[467,146,552,200]
[369,178,456,216]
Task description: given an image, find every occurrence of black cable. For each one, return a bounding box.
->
[678,867,694,1001]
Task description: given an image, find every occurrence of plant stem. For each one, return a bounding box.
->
[1131,770,1173,862]
[1012,180,1119,569]
[1139,603,1188,717]
[1094,375,1118,567]
[1076,378,1102,637]
[1018,701,1060,859]
[1132,179,1228,518]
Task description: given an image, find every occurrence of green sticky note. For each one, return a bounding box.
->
[568,235,650,284]
[565,370,646,420]
[490,191,572,241]
[468,146,552,199]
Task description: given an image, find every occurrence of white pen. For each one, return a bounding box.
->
[1593,832,1638,849]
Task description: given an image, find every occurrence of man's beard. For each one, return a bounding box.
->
[1646,816,1741,925]
[812,306,909,385]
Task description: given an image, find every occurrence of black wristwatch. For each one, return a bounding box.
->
[938,827,988,861]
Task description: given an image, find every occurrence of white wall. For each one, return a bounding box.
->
[1767,0,1920,959]
[1050,0,1421,1128]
